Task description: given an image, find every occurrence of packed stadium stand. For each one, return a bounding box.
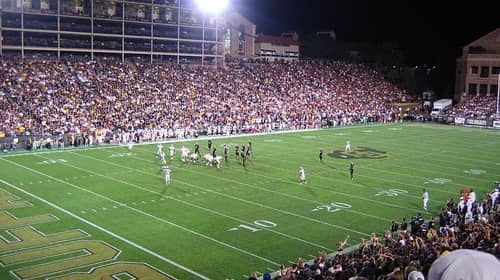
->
[0,55,499,279]
[0,58,411,149]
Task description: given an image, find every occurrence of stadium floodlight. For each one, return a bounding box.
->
[195,0,229,13]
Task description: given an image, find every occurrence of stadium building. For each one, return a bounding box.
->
[222,11,255,60]
[0,0,251,65]
[455,27,500,101]
[254,32,299,61]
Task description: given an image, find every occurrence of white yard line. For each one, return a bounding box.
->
[253,146,457,198]
[104,146,394,223]
[0,157,280,268]
[249,152,451,201]
[0,124,391,158]
[32,154,334,252]
[70,151,371,237]
[0,178,207,280]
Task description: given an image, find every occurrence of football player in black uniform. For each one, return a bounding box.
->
[223,144,229,161]
[194,142,200,155]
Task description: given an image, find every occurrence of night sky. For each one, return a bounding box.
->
[231,0,498,86]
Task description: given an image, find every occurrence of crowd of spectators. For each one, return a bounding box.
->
[1,58,411,148]
[447,95,498,120]
[258,183,500,280]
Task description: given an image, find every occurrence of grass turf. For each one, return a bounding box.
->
[0,123,498,279]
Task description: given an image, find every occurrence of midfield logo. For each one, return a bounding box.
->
[328,147,388,159]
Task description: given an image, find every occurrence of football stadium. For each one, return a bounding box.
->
[0,0,499,279]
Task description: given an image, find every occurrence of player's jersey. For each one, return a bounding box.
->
[423,192,429,200]
[162,166,171,176]
[169,145,175,154]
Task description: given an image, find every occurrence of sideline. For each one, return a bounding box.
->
[0,123,392,158]
[0,179,209,280]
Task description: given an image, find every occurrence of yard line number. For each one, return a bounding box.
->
[312,202,352,213]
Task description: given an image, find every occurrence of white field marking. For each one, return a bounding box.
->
[259,140,457,198]
[184,167,393,222]
[70,151,370,237]
[366,131,499,165]
[2,243,94,269]
[41,155,335,251]
[363,155,494,185]
[278,136,464,192]
[364,153,496,184]
[0,225,90,255]
[362,136,498,175]
[326,124,498,167]
[97,149,391,224]
[301,136,320,139]
[3,157,280,268]
[0,182,199,280]
[0,210,60,230]
[226,149,431,205]
[464,169,486,175]
[112,272,136,280]
[362,133,498,180]
[425,178,452,185]
[263,139,282,143]
[233,159,427,211]
[0,124,392,158]
[2,241,118,280]
[47,261,175,280]
[123,148,394,223]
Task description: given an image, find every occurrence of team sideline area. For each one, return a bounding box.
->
[0,123,498,279]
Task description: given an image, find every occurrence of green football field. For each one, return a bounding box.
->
[0,123,498,280]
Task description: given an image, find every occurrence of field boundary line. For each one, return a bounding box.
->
[0,158,281,269]
[32,154,334,252]
[70,151,371,237]
[272,133,463,194]
[0,178,204,280]
[250,152,451,202]
[126,146,404,222]
[0,124,392,158]
[111,146,393,223]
